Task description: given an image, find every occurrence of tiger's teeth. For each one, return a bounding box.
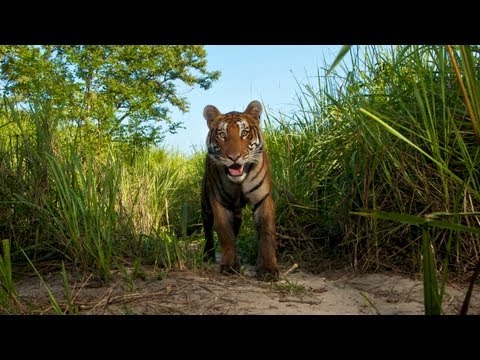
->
[228,164,244,176]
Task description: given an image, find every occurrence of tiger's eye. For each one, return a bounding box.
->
[241,130,248,137]
[218,132,226,139]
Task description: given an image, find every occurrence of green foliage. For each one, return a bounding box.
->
[2,44,480,316]
[354,210,480,314]
[45,149,120,280]
[236,207,258,264]
[270,278,309,296]
[0,45,218,297]
[0,45,220,148]
[60,261,78,315]
[265,45,480,279]
[0,239,19,313]
[263,45,480,313]
[0,92,208,285]
[422,226,441,315]
[264,78,352,255]
[327,45,352,75]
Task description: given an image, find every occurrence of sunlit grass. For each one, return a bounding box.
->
[1,45,480,315]
[264,45,480,314]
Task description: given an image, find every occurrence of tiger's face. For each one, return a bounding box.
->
[204,101,264,183]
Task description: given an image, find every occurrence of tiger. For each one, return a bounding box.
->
[201,100,279,281]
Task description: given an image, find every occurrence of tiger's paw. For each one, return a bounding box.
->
[256,266,280,282]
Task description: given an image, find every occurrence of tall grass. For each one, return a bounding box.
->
[45,148,121,280]
[0,96,205,290]
[265,45,480,313]
[264,66,356,256]
[2,45,480,315]
[353,47,479,269]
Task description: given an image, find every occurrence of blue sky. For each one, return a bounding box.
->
[163,45,342,154]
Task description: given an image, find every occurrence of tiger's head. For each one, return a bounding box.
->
[204,100,265,183]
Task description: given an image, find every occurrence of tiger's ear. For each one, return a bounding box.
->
[244,100,262,122]
[203,105,221,129]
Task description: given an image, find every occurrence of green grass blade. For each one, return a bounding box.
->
[359,108,466,186]
[352,211,427,226]
[460,259,480,315]
[422,225,441,315]
[20,247,63,315]
[0,239,19,313]
[352,210,480,234]
[327,45,352,75]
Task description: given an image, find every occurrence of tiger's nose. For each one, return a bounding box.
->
[226,153,241,161]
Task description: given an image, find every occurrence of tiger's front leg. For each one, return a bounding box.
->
[253,194,279,281]
[211,199,241,274]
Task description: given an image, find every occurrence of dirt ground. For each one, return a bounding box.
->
[11,262,480,315]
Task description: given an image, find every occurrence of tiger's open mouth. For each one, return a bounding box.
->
[227,164,244,177]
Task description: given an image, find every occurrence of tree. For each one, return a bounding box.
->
[0,45,220,148]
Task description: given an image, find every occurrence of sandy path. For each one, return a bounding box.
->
[12,264,480,315]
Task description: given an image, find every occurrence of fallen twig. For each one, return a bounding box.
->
[283,263,299,277]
